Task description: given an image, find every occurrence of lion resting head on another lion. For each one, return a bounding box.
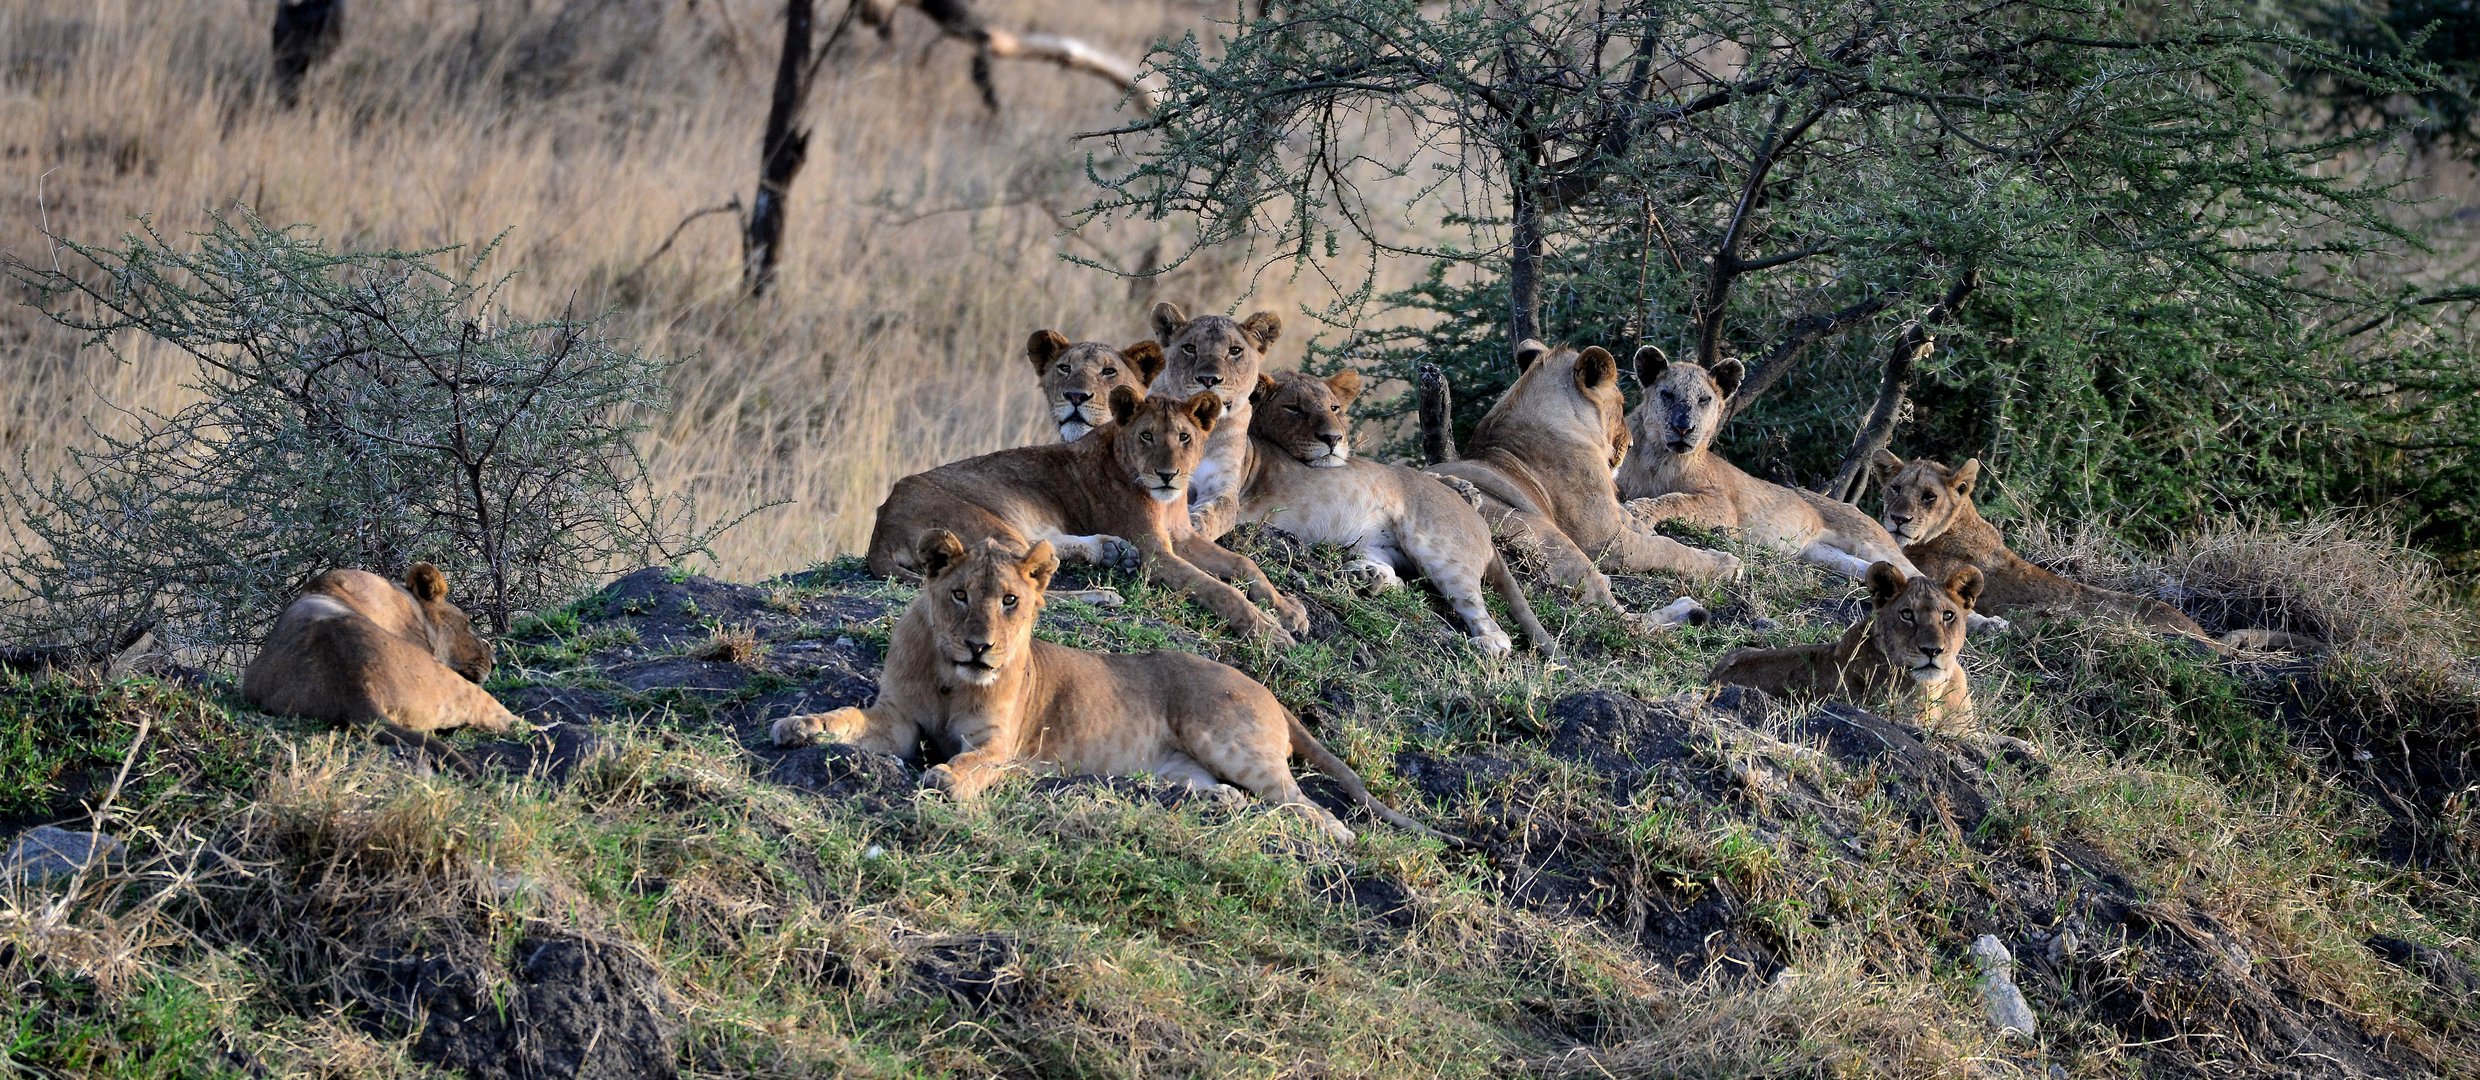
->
[241,565,517,772]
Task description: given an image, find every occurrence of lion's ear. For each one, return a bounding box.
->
[916,530,967,580]
[1710,357,1745,399]
[1184,391,1224,431]
[1945,566,1984,610]
[1870,449,1906,479]
[1632,345,1668,387]
[1107,385,1142,426]
[1513,338,1550,372]
[1027,330,1071,371]
[1866,561,1907,608]
[1150,301,1188,344]
[1250,373,1278,405]
[1951,459,1982,499]
[1325,369,1363,403]
[1123,341,1166,386]
[405,563,448,602]
[1575,346,1617,391]
[1240,311,1282,349]
[1022,540,1059,587]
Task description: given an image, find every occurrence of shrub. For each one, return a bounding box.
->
[0,212,738,662]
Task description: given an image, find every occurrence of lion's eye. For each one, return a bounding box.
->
[1055,363,1070,374]
[1287,405,1305,415]
[1182,343,1196,355]
[951,589,967,604]
[1699,395,1713,405]
[1942,611,1954,622]
[1179,433,1192,445]
[1923,494,1938,505]
[1101,368,1117,377]
[1228,345,1242,356]
[1003,594,1018,607]
[1330,405,1341,413]
[1140,431,1154,443]
[1900,610,1915,623]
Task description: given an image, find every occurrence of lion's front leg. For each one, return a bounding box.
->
[1176,536,1309,636]
[772,705,921,759]
[921,743,1026,800]
[1625,489,1736,532]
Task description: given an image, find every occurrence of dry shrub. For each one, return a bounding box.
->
[2013,511,2479,694]
[694,623,766,666]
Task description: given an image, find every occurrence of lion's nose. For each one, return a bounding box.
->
[966,640,993,659]
[1155,470,1178,484]
[1062,391,1091,405]
[1194,374,1222,388]
[1320,433,1342,448]
[1889,514,1912,527]
[1919,645,1943,658]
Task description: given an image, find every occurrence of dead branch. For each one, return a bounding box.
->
[872,0,1158,114]
[0,615,158,674]
[1418,363,1456,464]
[1825,269,1979,503]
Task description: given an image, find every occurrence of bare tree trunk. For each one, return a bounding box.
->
[1826,270,1979,503]
[744,0,818,298]
[1418,363,1456,464]
[1508,183,1543,345]
[272,0,345,106]
[1723,293,1898,422]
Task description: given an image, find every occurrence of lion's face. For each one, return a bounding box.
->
[913,530,1057,687]
[1872,452,1980,545]
[1866,561,1980,684]
[1249,369,1360,468]
[1103,386,1221,502]
[403,563,493,683]
[1629,346,1741,456]
[1027,330,1164,441]
[1509,340,1632,468]
[1150,301,1281,409]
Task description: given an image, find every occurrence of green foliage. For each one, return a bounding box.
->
[0,212,740,659]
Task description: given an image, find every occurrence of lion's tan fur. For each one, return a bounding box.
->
[1426,340,1739,630]
[1028,330,1163,442]
[1190,370,1554,656]
[866,387,1308,643]
[1149,300,1282,515]
[1619,348,1916,582]
[775,532,1437,843]
[1709,563,1980,732]
[241,565,517,767]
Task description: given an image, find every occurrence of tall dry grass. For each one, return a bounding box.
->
[0,0,1351,582]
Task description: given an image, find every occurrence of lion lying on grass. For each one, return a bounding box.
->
[1709,562,1981,732]
[774,530,1445,844]
[241,565,517,773]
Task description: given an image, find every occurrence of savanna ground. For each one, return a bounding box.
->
[3,1,2479,1077]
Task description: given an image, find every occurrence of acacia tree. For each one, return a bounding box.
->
[1080,0,2466,535]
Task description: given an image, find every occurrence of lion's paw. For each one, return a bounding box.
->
[1095,535,1144,573]
[770,712,829,747]
[1340,559,1401,594]
[1468,629,1515,657]
[1968,613,2012,635]
[1431,473,1487,511]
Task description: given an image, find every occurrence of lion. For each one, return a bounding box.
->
[1186,369,1554,657]
[1708,562,1980,732]
[1028,329,1163,441]
[773,530,1446,844]
[1426,339,1738,632]
[1869,452,2312,652]
[240,564,518,772]
[866,386,1310,644]
[1148,300,1282,518]
[1618,349,2006,634]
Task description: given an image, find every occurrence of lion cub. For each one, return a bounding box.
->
[1620,347,1918,582]
[1708,562,1981,731]
[1427,340,1737,632]
[773,531,1441,844]
[1189,369,1553,656]
[868,385,1309,644]
[1028,330,1163,441]
[241,565,518,771]
[1872,452,2309,651]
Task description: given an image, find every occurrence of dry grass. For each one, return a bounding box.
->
[0,0,1352,582]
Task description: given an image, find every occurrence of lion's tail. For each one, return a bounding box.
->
[1483,554,1556,656]
[1287,711,1464,847]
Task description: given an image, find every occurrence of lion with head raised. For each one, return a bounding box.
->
[1426,339,1739,632]
[1148,300,1283,519]
[241,564,518,772]
[775,530,1444,844]
[1708,562,1981,731]
[1027,330,1163,441]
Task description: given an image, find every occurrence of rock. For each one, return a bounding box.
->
[903,933,1025,1009]
[1971,934,2038,1040]
[2368,935,2480,1001]
[3,827,124,883]
[359,932,679,1080]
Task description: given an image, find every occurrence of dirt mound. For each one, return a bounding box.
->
[353,931,679,1080]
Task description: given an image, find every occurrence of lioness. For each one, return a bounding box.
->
[1187,369,1554,657]
[1148,300,1281,516]
[1870,452,2311,652]
[1709,562,1980,731]
[241,565,518,771]
[1028,329,1163,441]
[773,531,1443,844]
[866,386,1309,644]
[1427,340,1738,631]
[1620,347,1919,582]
